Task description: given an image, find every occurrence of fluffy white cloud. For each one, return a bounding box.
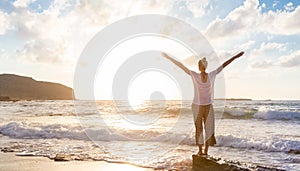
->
[8,0,171,65]
[277,50,300,67]
[261,42,286,51]
[0,10,10,35]
[234,40,255,50]
[272,0,279,8]
[249,42,286,59]
[261,5,300,35]
[13,0,36,8]
[185,0,211,18]
[16,39,68,64]
[284,2,294,11]
[250,60,274,69]
[9,4,78,64]
[250,50,300,69]
[205,0,300,40]
[205,0,260,39]
[4,0,300,68]
[120,0,171,15]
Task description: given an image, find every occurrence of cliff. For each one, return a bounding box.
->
[0,74,73,100]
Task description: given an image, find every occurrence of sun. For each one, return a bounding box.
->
[128,69,181,109]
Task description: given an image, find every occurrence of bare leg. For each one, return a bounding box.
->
[203,105,212,155]
[195,116,204,155]
[204,144,209,155]
[192,104,205,155]
[198,145,203,155]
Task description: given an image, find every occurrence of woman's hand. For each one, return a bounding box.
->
[162,52,170,59]
[234,51,244,59]
[217,51,245,73]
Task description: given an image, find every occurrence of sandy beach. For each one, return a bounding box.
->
[0,153,152,171]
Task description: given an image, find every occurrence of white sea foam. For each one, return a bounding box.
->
[2,121,300,154]
[254,107,300,120]
[0,122,131,141]
[0,122,164,141]
[221,106,300,121]
[216,135,300,152]
[172,134,300,154]
[0,122,88,140]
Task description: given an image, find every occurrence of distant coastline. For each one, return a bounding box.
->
[215,98,252,101]
[0,74,73,101]
[0,96,13,101]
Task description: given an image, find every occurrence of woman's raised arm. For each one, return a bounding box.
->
[162,52,191,75]
[216,51,244,74]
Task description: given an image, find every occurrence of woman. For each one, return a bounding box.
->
[162,51,244,155]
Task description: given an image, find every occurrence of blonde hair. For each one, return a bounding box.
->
[198,57,208,69]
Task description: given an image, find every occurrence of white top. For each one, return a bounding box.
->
[190,69,221,105]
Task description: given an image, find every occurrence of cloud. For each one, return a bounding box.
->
[13,0,126,64]
[262,5,300,35]
[0,10,11,35]
[205,0,260,39]
[16,39,69,64]
[250,60,274,69]
[122,0,171,15]
[284,2,295,11]
[248,42,286,58]
[261,42,286,51]
[272,0,279,8]
[250,50,300,69]
[234,40,255,50]
[185,0,211,18]
[3,0,299,68]
[6,0,171,65]
[204,0,300,40]
[13,0,36,8]
[277,50,300,67]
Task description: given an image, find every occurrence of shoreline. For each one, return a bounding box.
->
[0,152,285,171]
[0,152,153,171]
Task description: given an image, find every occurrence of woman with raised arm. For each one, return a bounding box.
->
[162,51,244,155]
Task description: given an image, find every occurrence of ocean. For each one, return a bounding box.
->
[0,100,299,170]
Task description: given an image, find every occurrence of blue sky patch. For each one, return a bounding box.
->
[260,0,300,13]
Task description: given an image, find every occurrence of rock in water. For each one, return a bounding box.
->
[192,155,250,171]
[54,154,72,162]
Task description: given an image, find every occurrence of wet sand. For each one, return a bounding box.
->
[0,152,283,171]
[0,153,152,171]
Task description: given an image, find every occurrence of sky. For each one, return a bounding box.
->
[0,0,300,100]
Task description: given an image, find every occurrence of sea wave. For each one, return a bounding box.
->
[179,134,300,153]
[0,122,164,141]
[0,122,137,141]
[216,135,300,153]
[0,122,89,140]
[221,108,257,119]
[253,107,300,120]
[221,107,300,121]
[1,121,300,155]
